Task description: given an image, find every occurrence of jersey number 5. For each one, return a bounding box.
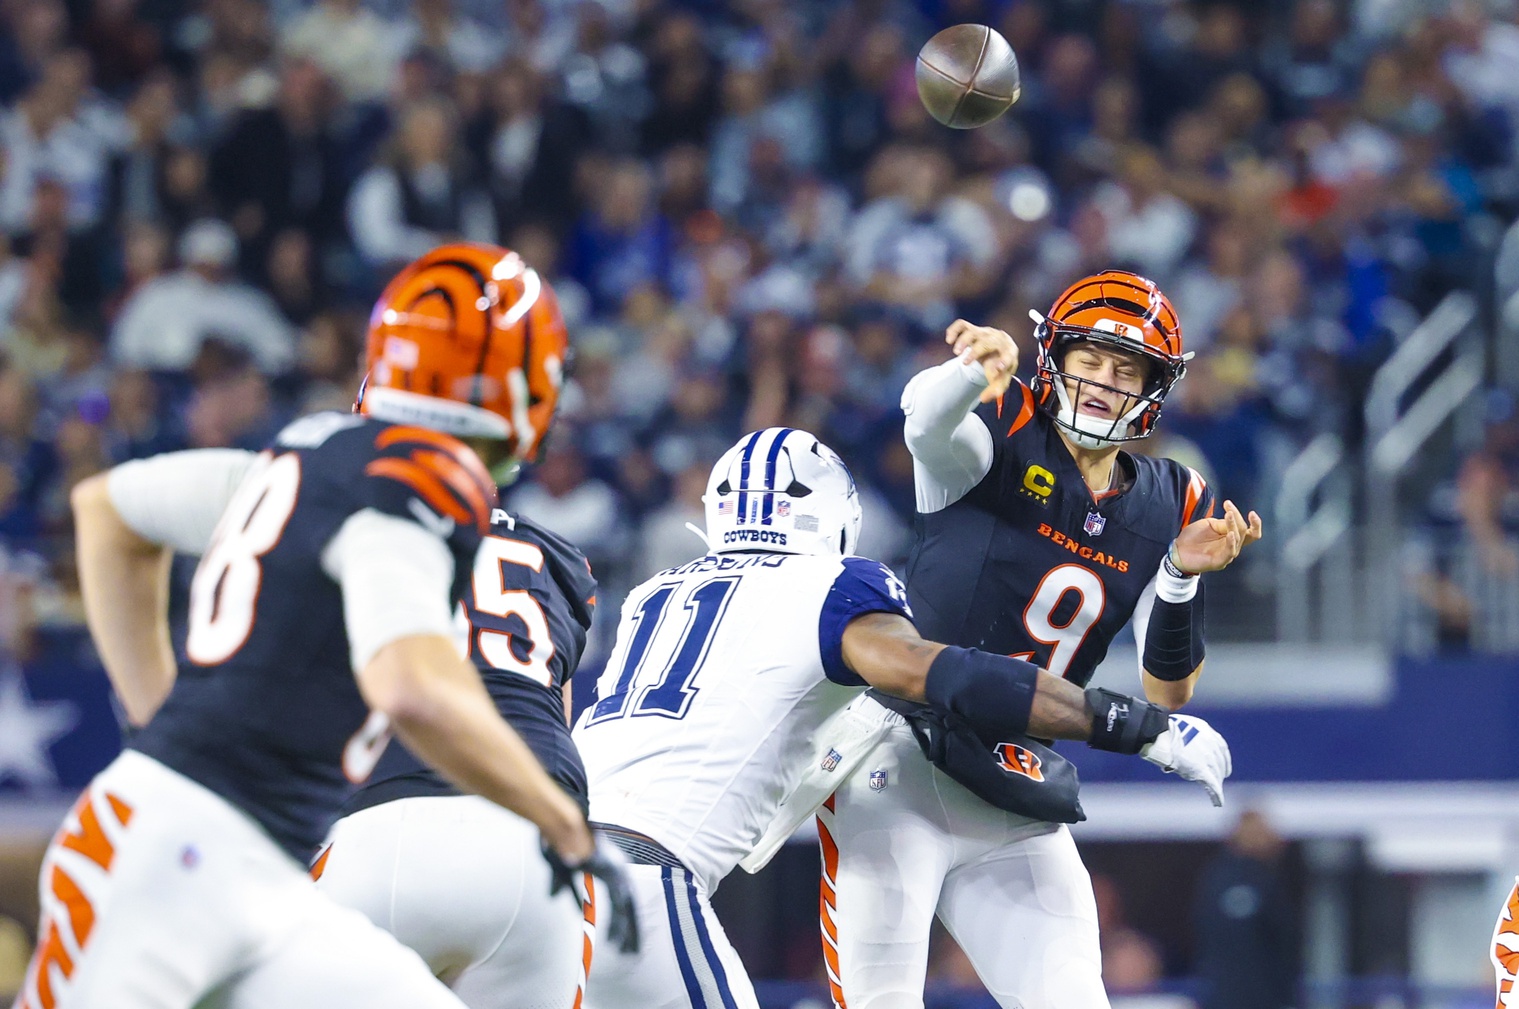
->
[186,452,301,665]
[466,535,555,687]
[1021,563,1105,679]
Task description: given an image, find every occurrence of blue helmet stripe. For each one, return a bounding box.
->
[760,428,794,526]
[735,430,763,526]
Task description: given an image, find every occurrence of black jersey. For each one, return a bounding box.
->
[131,413,493,860]
[345,510,596,815]
[906,383,1215,687]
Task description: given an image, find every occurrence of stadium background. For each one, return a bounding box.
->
[0,0,1517,1002]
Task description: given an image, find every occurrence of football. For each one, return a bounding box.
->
[915,24,1021,129]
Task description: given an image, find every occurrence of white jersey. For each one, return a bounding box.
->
[573,551,913,890]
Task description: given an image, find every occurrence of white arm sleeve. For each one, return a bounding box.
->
[901,357,996,513]
[320,509,458,673]
[107,449,259,554]
[1131,571,1158,681]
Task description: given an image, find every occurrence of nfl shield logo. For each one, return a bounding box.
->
[776,500,791,518]
[821,748,842,772]
[869,769,888,791]
[1084,511,1106,537]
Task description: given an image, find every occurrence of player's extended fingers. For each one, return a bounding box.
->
[946,319,974,352]
[1245,510,1264,545]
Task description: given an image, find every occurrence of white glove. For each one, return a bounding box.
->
[1141,714,1232,806]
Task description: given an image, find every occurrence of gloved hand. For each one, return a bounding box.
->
[1141,713,1232,807]
[543,833,640,954]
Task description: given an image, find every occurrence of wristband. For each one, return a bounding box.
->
[1160,543,1199,601]
[1085,687,1171,754]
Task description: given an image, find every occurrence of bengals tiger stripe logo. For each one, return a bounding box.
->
[366,425,497,534]
[995,742,1045,782]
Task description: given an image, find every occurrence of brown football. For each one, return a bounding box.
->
[915,24,1021,129]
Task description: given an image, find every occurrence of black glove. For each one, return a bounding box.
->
[543,833,640,955]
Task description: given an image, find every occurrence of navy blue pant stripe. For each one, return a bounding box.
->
[663,866,706,1007]
[684,870,740,1009]
[760,427,792,526]
[735,430,762,525]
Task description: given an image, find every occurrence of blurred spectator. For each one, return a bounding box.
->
[1092,873,1164,992]
[294,310,364,415]
[0,0,68,103]
[639,11,720,156]
[280,0,396,104]
[845,145,998,331]
[509,438,624,572]
[347,97,495,270]
[567,158,674,314]
[472,58,586,236]
[636,460,708,578]
[210,58,347,274]
[1090,145,1197,283]
[1192,810,1298,1009]
[184,354,277,449]
[385,0,503,75]
[0,360,55,542]
[0,49,130,233]
[110,218,296,374]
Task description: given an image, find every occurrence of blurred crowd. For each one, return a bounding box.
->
[0,0,1516,637]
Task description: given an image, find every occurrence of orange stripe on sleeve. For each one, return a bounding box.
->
[365,457,475,525]
[49,867,95,947]
[1006,382,1036,437]
[32,919,74,1009]
[309,845,332,882]
[59,797,114,873]
[1182,467,1207,526]
[104,793,133,827]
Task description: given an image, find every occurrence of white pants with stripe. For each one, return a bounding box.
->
[313,794,593,1009]
[820,715,1109,1009]
[12,750,461,1009]
[583,862,758,1009]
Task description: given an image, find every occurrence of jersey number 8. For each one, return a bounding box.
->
[186,452,301,666]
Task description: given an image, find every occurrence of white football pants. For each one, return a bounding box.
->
[12,750,461,1009]
[821,710,1109,1009]
[583,861,759,1009]
[314,794,594,1009]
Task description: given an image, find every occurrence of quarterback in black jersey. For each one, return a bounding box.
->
[822,271,1262,1009]
[15,245,632,1009]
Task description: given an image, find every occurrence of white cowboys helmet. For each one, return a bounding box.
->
[704,428,862,557]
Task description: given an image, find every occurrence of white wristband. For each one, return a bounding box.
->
[1157,545,1199,603]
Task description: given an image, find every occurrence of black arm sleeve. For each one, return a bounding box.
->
[1143,580,1205,682]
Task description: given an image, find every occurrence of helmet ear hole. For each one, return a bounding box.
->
[716,479,732,494]
[785,480,812,497]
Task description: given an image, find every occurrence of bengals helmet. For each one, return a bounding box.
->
[356,243,568,465]
[1027,270,1190,450]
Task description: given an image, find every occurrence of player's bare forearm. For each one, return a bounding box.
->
[357,634,594,861]
[71,473,177,726]
[1143,665,1201,709]
[1026,673,1096,740]
[841,612,945,702]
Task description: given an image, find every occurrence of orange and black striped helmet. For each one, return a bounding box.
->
[1028,269,1190,446]
[356,243,568,463]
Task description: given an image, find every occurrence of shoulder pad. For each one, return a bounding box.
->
[491,510,597,629]
[363,425,498,535]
